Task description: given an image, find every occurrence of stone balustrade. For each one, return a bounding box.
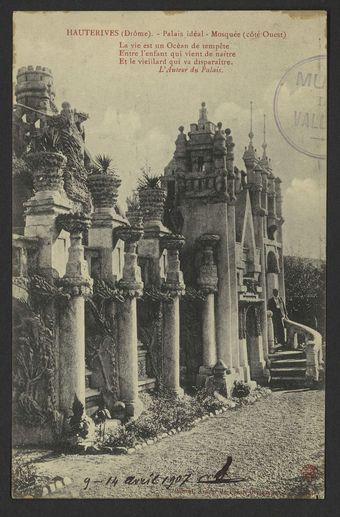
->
[284,318,324,382]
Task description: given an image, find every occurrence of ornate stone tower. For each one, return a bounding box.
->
[13,66,58,157]
[164,103,241,387]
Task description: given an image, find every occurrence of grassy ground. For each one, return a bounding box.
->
[14,389,324,499]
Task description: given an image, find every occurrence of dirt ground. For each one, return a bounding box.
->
[15,389,325,499]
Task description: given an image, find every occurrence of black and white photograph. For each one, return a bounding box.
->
[11,10,326,499]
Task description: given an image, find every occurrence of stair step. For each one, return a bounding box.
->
[271,358,306,365]
[268,351,305,361]
[271,363,306,369]
[85,387,101,404]
[271,367,306,372]
[85,387,102,417]
[270,376,307,381]
[138,377,156,392]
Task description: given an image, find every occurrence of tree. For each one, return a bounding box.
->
[284,255,325,338]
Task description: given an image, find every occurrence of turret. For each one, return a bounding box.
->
[173,125,188,173]
[15,65,57,115]
[242,101,257,184]
[213,121,227,171]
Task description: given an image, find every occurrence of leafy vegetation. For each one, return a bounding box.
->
[232,380,251,398]
[12,453,51,498]
[284,255,325,337]
[100,386,270,450]
[126,191,140,211]
[91,154,117,176]
[37,127,62,153]
[137,167,162,190]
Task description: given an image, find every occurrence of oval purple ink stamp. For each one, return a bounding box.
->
[274,55,326,160]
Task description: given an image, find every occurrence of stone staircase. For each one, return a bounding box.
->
[85,365,156,418]
[85,368,102,417]
[268,349,308,387]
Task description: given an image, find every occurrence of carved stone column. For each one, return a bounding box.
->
[238,304,251,382]
[196,234,219,384]
[115,226,144,417]
[247,305,266,381]
[58,213,93,417]
[23,151,72,278]
[161,234,185,396]
[87,171,125,282]
[267,310,275,354]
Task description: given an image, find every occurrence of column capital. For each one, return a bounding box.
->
[114,225,144,244]
[197,233,219,292]
[197,233,220,248]
[58,212,93,296]
[162,234,185,296]
[59,276,93,297]
[118,279,144,299]
[116,226,144,298]
[56,211,91,235]
[162,282,185,299]
[160,233,185,251]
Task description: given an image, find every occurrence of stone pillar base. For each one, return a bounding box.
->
[168,386,184,398]
[125,398,144,419]
[206,370,239,398]
[250,360,267,383]
[246,380,258,391]
[237,365,252,383]
[196,366,213,387]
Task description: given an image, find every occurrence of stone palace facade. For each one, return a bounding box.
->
[12,66,323,445]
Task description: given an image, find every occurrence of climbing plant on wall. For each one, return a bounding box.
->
[12,275,68,433]
[85,279,124,400]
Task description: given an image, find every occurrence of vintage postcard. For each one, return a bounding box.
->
[12,10,326,499]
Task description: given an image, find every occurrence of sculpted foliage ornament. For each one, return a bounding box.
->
[87,155,121,209]
[24,151,66,192]
[137,169,167,223]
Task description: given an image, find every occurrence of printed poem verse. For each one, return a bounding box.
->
[66,28,287,73]
[119,33,237,74]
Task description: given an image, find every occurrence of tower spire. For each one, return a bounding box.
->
[260,113,270,170]
[243,100,256,170]
[262,114,267,153]
[249,100,253,141]
[247,101,255,150]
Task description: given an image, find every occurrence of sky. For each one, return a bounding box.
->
[13,11,327,259]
